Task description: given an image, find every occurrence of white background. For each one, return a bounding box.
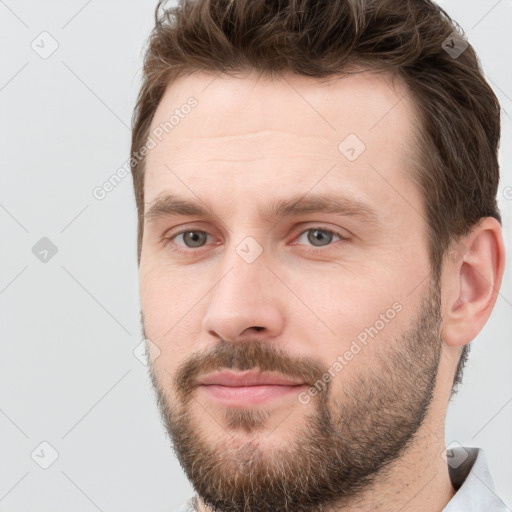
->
[1,1,511,510]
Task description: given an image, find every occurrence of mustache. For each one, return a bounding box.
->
[174,340,327,398]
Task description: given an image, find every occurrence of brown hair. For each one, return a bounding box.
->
[131,0,502,394]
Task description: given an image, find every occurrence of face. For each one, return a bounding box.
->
[139,70,444,511]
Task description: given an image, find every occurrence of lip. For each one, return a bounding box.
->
[199,370,304,387]
[197,370,306,406]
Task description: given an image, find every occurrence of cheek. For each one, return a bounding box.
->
[139,264,201,374]
[286,272,410,372]
[139,254,200,328]
[295,271,401,333]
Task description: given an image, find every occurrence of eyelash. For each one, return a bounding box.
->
[163,226,349,255]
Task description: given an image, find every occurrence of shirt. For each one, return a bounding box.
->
[174,447,510,511]
[442,447,509,511]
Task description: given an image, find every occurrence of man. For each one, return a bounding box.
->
[130,0,508,510]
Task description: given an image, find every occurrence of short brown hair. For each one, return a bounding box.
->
[131,0,502,394]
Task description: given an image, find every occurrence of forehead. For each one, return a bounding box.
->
[144,69,422,223]
[147,68,414,139]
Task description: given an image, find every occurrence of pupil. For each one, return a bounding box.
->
[184,231,206,247]
[309,229,331,246]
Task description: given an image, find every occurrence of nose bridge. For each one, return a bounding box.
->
[201,234,283,341]
[217,230,270,294]
[211,234,269,310]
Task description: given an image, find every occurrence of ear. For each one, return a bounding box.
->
[441,217,506,347]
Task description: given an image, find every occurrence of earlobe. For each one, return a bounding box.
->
[441,217,505,348]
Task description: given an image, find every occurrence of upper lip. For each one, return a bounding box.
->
[198,370,305,387]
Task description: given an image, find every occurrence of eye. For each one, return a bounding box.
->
[294,227,346,249]
[164,226,348,255]
[169,230,211,249]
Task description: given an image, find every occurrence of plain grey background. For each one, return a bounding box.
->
[1,1,511,510]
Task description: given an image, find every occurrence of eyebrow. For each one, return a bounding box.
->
[144,192,379,225]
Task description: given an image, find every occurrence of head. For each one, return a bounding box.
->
[132,0,505,510]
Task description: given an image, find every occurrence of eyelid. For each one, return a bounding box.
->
[164,221,351,239]
[291,223,351,240]
[162,222,216,240]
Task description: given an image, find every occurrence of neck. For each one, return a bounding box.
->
[323,421,455,512]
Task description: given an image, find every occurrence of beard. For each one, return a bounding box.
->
[145,278,443,512]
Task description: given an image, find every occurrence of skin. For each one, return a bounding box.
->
[139,69,505,511]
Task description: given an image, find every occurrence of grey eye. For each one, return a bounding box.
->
[178,231,208,248]
[302,228,338,247]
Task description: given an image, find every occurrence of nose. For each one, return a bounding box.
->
[201,245,285,343]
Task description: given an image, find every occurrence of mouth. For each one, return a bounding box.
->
[196,370,307,406]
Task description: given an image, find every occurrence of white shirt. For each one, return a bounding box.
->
[442,447,509,511]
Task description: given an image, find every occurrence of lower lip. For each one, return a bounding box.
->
[199,384,305,406]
